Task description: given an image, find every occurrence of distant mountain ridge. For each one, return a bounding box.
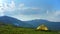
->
[0,16,33,28]
[0,16,60,30]
[25,19,50,27]
[25,19,60,30]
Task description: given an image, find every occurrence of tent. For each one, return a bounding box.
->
[36,24,48,31]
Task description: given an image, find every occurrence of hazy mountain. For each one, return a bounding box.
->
[25,19,50,27]
[0,16,60,30]
[0,16,33,28]
[25,19,60,30]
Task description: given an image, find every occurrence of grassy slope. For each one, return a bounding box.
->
[0,25,60,34]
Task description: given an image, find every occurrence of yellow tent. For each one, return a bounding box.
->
[36,24,48,31]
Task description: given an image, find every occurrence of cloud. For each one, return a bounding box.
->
[0,0,60,22]
[0,0,41,16]
[0,0,42,20]
[31,7,40,10]
[18,3,40,10]
[0,3,4,16]
[17,3,42,15]
[11,14,43,21]
[55,11,60,16]
[0,0,16,16]
[19,3,24,7]
[8,1,16,11]
[0,0,3,3]
[45,10,60,22]
[4,1,16,11]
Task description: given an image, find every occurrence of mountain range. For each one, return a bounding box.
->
[0,16,33,28]
[25,19,60,30]
[0,16,60,30]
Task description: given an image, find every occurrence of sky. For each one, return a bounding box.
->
[0,0,60,22]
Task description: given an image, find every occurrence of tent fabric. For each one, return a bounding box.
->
[37,24,48,31]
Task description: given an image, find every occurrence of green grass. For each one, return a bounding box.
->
[0,25,60,34]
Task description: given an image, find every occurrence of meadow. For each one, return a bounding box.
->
[0,24,59,34]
